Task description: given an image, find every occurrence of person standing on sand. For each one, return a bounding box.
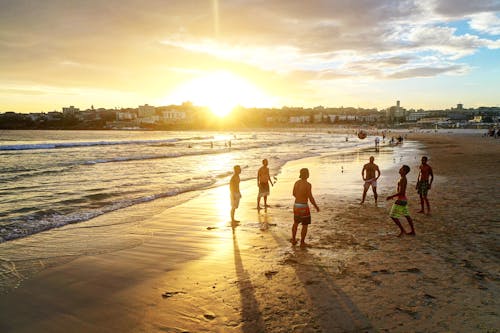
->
[292,168,320,247]
[360,156,381,204]
[257,159,274,209]
[230,165,241,223]
[387,165,415,237]
[416,156,434,215]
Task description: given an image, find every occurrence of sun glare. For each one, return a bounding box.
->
[167,71,274,117]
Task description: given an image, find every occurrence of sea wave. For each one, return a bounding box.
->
[0,179,216,243]
[0,138,181,151]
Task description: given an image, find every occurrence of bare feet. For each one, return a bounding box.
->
[417,210,425,214]
[406,231,416,236]
[231,219,240,223]
[257,206,261,210]
[397,231,405,237]
[290,238,298,245]
[300,242,309,248]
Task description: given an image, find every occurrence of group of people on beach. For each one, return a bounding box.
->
[229,153,434,247]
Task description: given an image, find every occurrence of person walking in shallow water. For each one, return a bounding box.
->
[292,168,319,247]
[360,156,380,204]
[257,159,273,209]
[230,165,241,223]
[387,165,415,237]
[416,156,434,215]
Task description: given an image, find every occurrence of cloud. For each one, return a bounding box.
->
[469,12,500,35]
[387,64,469,79]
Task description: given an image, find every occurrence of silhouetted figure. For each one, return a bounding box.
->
[386,165,415,237]
[292,168,319,247]
[257,159,273,209]
[416,156,434,215]
[360,156,380,204]
[230,165,241,223]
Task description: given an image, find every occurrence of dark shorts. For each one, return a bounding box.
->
[258,182,270,197]
[293,203,311,225]
[417,180,430,196]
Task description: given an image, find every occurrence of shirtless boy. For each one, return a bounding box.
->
[361,156,381,204]
[292,168,320,247]
[416,156,434,215]
[230,165,241,223]
[257,159,274,209]
[386,165,415,237]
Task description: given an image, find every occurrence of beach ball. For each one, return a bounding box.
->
[357,131,367,139]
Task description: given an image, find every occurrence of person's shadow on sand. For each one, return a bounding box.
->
[272,231,374,332]
[232,224,267,332]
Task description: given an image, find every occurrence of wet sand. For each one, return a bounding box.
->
[0,134,498,332]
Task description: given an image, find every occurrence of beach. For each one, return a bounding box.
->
[0,132,499,333]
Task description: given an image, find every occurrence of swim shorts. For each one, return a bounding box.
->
[364,178,377,189]
[293,203,311,225]
[258,182,270,197]
[390,201,410,218]
[231,192,241,208]
[417,180,429,196]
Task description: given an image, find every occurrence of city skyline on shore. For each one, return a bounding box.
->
[1,1,499,113]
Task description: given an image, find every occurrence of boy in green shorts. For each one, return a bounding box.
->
[386,165,415,237]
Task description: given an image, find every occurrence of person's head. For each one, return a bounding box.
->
[421,156,428,164]
[399,165,410,176]
[369,156,375,163]
[262,159,268,166]
[233,165,241,174]
[299,168,309,180]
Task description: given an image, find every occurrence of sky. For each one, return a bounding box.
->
[1,0,499,113]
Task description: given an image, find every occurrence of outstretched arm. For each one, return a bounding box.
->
[308,184,320,212]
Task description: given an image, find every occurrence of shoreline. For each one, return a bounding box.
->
[0,134,498,332]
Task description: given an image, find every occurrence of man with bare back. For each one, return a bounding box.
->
[257,159,273,209]
[292,168,320,247]
[416,156,434,215]
[361,156,381,204]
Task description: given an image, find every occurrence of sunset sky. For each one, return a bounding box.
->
[1,0,499,113]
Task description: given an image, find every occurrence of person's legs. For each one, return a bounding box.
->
[372,186,378,203]
[391,217,406,237]
[264,195,268,207]
[418,194,425,213]
[405,216,415,235]
[300,224,309,246]
[424,196,431,214]
[291,223,299,244]
[231,207,236,222]
[361,185,368,203]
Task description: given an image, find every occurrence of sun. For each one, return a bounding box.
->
[167,71,273,117]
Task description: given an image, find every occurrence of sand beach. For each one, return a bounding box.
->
[0,132,498,333]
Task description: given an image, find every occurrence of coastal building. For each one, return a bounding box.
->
[138,104,155,118]
[161,110,186,123]
[386,100,406,123]
[62,106,80,116]
[406,111,428,122]
[116,111,136,121]
[289,115,310,123]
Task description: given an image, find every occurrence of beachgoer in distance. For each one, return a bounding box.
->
[257,159,274,209]
[230,165,241,223]
[360,156,381,204]
[416,156,434,215]
[386,165,415,237]
[292,168,320,247]
[375,137,380,149]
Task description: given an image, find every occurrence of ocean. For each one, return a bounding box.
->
[0,129,373,242]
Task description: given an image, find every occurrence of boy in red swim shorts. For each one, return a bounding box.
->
[292,168,320,247]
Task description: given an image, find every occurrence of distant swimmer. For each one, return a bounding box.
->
[257,159,274,209]
[416,156,434,215]
[386,165,415,237]
[292,168,320,248]
[230,165,241,223]
[360,156,380,204]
